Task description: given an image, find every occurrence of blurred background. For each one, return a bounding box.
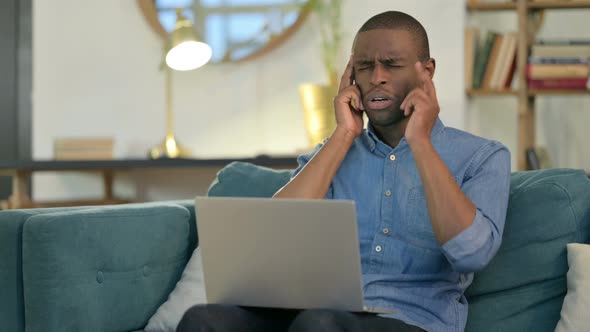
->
[1,0,588,207]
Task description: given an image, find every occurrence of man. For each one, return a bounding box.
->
[178,10,510,332]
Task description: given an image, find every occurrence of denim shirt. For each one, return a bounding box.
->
[293,118,511,332]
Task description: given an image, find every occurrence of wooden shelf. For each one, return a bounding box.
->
[529,89,590,96]
[467,1,590,11]
[466,89,518,96]
[467,2,516,11]
[529,1,590,9]
[467,89,590,96]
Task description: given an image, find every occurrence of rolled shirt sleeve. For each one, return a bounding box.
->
[291,140,334,199]
[442,142,511,273]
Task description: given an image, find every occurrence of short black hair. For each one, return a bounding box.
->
[356,11,430,61]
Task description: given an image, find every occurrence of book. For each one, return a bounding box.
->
[532,45,590,58]
[54,150,114,160]
[503,57,517,88]
[537,39,590,45]
[464,27,479,90]
[482,35,504,89]
[53,137,114,160]
[529,57,589,64]
[473,31,498,89]
[54,137,114,150]
[528,78,588,89]
[490,33,514,89]
[526,64,590,79]
[481,33,517,89]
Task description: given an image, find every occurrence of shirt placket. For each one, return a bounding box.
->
[369,149,398,274]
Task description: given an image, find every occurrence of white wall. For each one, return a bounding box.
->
[32,0,465,201]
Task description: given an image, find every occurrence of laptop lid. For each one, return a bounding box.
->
[194,196,365,312]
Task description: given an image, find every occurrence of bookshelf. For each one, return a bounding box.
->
[467,1,590,11]
[466,0,590,170]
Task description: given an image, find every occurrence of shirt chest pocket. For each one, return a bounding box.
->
[402,185,437,247]
[402,176,462,248]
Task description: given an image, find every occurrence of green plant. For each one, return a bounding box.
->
[308,0,343,86]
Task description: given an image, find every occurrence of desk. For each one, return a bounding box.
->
[0,157,298,210]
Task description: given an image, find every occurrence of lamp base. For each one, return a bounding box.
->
[149,134,191,159]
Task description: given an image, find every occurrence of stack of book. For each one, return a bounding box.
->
[528,40,590,90]
[54,138,114,160]
[465,28,518,91]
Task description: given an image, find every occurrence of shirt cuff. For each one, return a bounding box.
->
[441,209,496,273]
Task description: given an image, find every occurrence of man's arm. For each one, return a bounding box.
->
[273,127,356,199]
[274,56,364,199]
[411,141,477,245]
[402,61,477,244]
[402,62,510,272]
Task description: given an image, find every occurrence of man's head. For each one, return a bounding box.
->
[352,11,435,128]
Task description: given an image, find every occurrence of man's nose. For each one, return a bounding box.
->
[370,64,389,86]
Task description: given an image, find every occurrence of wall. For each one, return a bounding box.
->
[32,0,465,201]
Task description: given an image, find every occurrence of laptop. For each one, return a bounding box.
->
[194,196,395,314]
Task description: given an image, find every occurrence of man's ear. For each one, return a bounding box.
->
[425,58,436,79]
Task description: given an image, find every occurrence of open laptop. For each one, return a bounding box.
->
[194,196,395,314]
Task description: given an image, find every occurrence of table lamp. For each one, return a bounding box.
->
[149,9,212,159]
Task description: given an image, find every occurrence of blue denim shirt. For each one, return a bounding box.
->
[293,118,511,332]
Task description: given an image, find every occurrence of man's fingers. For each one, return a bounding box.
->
[401,89,429,116]
[400,89,424,110]
[335,85,363,111]
[338,55,355,92]
[415,61,436,98]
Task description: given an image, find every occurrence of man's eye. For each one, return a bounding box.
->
[358,66,371,71]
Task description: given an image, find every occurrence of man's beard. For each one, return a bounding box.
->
[365,104,406,127]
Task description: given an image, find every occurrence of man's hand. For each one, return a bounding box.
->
[334,55,364,138]
[400,61,440,145]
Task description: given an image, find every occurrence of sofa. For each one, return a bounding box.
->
[1,162,589,332]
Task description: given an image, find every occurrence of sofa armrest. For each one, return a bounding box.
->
[21,203,191,332]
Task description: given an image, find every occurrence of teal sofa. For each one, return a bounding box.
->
[1,162,589,332]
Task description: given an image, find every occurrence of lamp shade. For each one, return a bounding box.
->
[165,9,212,71]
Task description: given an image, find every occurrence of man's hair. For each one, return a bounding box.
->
[357,11,430,61]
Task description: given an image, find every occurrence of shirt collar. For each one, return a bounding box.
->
[362,117,445,153]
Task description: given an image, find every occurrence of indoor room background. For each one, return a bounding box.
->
[29,0,590,202]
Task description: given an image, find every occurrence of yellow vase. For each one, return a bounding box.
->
[299,84,338,147]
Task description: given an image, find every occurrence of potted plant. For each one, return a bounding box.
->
[299,0,343,147]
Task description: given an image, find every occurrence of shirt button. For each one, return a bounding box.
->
[385,190,392,196]
[375,245,382,252]
[383,228,389,234]
[389,155,396,161]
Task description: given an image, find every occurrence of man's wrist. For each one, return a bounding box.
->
[408,135,433,154]
[333,126,359,145]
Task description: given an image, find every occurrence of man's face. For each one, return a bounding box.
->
[352,29,427,127]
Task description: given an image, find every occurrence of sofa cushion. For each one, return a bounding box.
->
[207,161,292,198]
[21,203,191,332]
[0,206,98,332]
[465,169,590,332]
[163,200,198,250]
[555,243,590,332]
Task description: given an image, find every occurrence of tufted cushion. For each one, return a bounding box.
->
[207,161,292,198]
[0,206,100,332]
[21,204,191,332]
[465,169,590,332]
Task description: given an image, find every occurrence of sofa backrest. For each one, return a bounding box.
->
[0,203,194,332]
[0,206,98,332]
[465,168,590,331]
[207,163,590,332]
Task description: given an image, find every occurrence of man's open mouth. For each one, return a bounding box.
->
[367,96,394,110]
